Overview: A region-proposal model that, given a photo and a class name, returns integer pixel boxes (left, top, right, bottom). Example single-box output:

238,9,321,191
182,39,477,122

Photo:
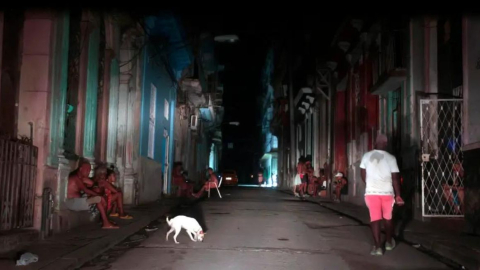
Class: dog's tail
166,216,171,226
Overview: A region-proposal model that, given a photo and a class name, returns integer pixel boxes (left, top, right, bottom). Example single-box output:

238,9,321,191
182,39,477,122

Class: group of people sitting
293,156,348,202
172,162,219,199
294,156,323,198
66,159,132,229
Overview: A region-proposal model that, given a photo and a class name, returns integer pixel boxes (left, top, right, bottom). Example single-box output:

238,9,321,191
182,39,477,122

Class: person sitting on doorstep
66,160,118,229
334,172,348,202
94,165,133,220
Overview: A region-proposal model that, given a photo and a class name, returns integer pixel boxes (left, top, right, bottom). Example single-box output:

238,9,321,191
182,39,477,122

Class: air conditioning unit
190,115,198,130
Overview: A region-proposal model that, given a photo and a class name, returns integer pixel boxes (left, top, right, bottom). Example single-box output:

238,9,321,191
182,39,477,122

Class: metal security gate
420,99,464,217
0,138,38,230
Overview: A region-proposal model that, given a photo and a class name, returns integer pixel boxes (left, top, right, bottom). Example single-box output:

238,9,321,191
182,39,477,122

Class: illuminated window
272,136,278,149
148,84,156,159
164,99,169,120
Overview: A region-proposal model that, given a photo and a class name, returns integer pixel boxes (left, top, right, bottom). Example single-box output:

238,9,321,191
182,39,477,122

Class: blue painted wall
139,43,176,172
141,13,193,194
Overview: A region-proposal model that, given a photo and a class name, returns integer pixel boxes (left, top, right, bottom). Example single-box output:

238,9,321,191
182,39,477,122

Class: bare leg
111,202,118,214
194,185,206,197
370,220,381,248
336,188,341,201
112,193,125,216
299,184,304,197
97,197,118,228
385,219,394,244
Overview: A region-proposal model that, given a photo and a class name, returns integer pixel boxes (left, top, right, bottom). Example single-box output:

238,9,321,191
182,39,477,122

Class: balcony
370,32,407,95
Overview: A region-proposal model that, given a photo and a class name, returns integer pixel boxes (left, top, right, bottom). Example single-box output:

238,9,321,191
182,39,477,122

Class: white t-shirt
359,150,399,196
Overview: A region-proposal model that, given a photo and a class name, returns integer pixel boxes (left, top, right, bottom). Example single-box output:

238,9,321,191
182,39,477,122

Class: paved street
84,188,451,270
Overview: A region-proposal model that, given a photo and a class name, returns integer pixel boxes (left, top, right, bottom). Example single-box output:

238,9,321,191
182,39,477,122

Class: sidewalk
0,198,178,270
281,190,480,270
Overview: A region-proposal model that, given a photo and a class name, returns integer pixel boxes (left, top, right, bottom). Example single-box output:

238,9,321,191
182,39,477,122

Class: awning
370,69,407,95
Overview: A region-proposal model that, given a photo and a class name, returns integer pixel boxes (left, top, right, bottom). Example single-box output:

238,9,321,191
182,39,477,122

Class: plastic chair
207,176,223,199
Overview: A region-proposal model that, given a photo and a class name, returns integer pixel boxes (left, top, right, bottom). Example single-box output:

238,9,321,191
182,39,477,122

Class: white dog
166,215,205,244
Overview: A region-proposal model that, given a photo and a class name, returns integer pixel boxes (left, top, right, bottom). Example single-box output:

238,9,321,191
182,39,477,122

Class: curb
40,201,178,270
279,189,479,270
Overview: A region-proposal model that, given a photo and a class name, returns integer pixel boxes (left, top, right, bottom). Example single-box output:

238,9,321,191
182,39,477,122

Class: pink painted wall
16,10,54,229
0,12,3,93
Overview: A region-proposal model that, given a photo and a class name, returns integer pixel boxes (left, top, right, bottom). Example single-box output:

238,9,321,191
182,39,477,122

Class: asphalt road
82,187,451,270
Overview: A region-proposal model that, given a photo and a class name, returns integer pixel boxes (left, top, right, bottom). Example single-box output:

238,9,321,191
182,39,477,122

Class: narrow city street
83,188,451,270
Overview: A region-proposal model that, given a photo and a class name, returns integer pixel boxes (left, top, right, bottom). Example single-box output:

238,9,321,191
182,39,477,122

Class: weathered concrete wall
138,156,163,204
16,10,54,230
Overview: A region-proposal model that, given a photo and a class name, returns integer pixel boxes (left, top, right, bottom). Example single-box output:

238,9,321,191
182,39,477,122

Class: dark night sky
174,10,344,182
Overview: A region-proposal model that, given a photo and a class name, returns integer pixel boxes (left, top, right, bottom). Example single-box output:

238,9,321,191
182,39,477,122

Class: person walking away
360,134,404,256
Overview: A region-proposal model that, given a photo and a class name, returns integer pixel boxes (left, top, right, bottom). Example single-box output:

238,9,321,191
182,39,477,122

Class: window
272,136,278,149
164,99,169,120
148,84,157,159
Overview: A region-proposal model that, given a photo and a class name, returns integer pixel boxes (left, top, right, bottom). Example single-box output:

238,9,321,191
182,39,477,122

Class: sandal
110,213,119,217
120,214,133,220
102,224,119,229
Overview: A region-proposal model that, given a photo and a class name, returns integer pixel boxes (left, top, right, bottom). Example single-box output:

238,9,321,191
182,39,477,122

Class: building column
116,73,130,191
462,15,480,233
82,27,100,165
313,102,320,175
0,12,3,96
425,17,438,94
106,58,119,166
117,29,140,204
46,12,70,220
48,12,70,166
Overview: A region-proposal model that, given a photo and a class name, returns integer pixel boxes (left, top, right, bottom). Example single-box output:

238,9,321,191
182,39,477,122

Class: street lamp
214,35,239,43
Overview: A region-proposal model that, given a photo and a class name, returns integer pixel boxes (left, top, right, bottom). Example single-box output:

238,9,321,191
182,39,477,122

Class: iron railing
0,138,37,230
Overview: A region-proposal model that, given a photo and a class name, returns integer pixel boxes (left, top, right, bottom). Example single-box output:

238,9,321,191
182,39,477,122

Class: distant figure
172,162,194,198
293,156,306,197
66,160,118,229
305,157,317,196
360,134,404,255
193,168,218,198
333,172,348,202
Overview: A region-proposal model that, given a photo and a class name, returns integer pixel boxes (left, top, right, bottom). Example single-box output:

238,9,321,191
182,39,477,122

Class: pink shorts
365,195,395,222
